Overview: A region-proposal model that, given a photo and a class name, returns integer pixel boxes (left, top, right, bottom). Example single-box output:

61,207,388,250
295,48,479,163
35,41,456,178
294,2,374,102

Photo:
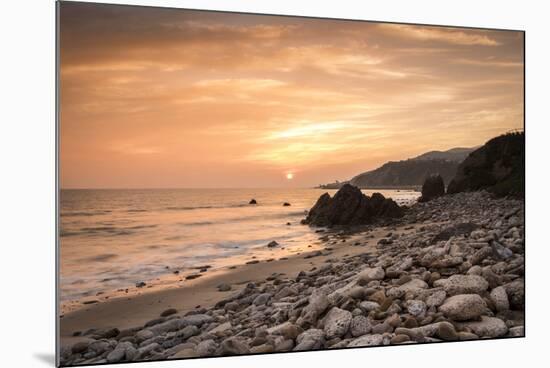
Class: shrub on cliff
447,132,524,198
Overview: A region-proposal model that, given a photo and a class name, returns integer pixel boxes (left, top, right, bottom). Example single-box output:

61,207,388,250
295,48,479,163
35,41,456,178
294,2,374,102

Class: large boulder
323,307,352,339
455,316,508,337
302,184,403,226
433,275,488,296
503,280,524,310
439,294,487,321
419,174,445,202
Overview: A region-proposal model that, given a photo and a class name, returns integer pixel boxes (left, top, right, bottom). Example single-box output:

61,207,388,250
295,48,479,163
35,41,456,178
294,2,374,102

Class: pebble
350,315,372,337
439,294,487,321
490,286,510,312
217,283,232,292
60,191,523,365
160,308,177,317
323,307,352,339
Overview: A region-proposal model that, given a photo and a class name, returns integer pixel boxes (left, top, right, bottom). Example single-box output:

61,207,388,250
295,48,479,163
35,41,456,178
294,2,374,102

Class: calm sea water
59,188,419,303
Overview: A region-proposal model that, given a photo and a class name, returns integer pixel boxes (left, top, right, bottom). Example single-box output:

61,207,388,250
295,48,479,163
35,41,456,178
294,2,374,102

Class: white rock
426,290,447,307
407,300,427,317
323,307,352,339
357,267,385,285
433,275,488,295
348,334,384,347
456,316,508,337
439,294,487,321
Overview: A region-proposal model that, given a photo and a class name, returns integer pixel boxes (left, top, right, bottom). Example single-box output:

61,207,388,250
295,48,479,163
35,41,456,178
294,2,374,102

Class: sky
59,2,524,189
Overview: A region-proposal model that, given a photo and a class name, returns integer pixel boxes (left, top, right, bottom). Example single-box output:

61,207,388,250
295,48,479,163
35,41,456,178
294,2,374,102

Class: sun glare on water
286,173,294,180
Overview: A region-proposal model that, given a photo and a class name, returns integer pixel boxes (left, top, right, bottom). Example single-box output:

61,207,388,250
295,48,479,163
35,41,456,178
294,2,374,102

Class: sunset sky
59,2,524,188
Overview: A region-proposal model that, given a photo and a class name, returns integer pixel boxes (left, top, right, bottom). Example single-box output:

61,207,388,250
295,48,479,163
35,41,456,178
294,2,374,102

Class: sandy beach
59,190,525,366
60,224,405,341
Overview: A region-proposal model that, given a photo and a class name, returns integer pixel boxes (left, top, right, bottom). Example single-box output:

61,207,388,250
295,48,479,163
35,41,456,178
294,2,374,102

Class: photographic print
57,1,525,366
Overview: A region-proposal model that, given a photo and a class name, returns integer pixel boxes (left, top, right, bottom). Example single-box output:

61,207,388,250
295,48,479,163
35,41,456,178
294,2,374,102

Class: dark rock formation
419,174,445,202
249,199,257,205
302,184,403,226
447,132,524,197
283,202,291,206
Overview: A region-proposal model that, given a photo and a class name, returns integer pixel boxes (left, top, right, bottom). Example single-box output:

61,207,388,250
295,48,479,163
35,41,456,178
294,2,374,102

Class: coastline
59,191,525,365
60,224,404,341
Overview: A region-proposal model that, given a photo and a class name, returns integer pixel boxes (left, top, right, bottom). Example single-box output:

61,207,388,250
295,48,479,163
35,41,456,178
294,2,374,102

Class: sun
286,172,294,180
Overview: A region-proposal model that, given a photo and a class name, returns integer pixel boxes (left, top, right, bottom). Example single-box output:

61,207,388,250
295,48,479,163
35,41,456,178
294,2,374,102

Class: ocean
59,188,419,305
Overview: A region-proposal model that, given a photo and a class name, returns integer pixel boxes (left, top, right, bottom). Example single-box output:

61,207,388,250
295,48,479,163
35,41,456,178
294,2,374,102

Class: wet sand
60,224,416,346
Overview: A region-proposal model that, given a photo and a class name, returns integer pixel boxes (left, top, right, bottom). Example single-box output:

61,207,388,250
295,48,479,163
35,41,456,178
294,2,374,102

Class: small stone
294,329,325,351
253,293,272,306
274,339,294,352
357,267,385,285
348,334,384,347
267,322,302,340
223,300,240,311
324,307,352,339
251,344,275,354
397,279,429,294
426,290,447,307
368,290,387,305
467,265,483,275
386,313,401,328
217,283,231,292
390,334,410,344
221,337,250,355
456,316,508,337
470,246,493,265
490,286,510,312
436,321,458,340
372,321,392,334
508,326,524,337
403,316,418,328
503,280,524,310
71,341,89,354
298,291,329,328
350,315,372,337
439,294,487,321
433,275,489,296
457,331,479,340
185,274,202,280
160,308,177,317
171,348,196,359
359,301,380,313
407,300,427,318
136,281,146,288
195,340,218,357
267,241,279,248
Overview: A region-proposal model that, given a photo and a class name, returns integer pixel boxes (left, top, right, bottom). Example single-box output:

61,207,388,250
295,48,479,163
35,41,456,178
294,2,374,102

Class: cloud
379,24,501,46
454,58,523,67
59,2,524,188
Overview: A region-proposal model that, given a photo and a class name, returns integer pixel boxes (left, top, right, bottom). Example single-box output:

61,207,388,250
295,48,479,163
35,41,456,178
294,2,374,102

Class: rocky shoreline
60,190,524,366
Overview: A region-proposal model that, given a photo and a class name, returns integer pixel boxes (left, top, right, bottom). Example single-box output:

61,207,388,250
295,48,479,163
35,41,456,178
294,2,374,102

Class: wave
63,224,158,237
61,210,112,217
184,221,214,226
165,203,249,211
174,210,306,229
81,253,118,262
